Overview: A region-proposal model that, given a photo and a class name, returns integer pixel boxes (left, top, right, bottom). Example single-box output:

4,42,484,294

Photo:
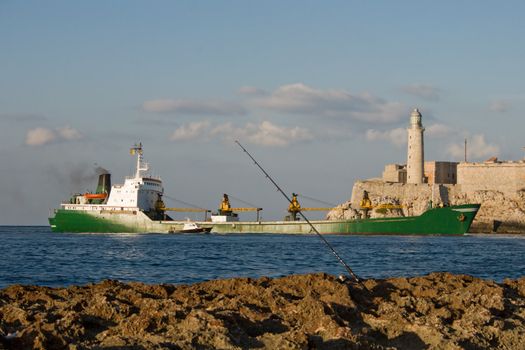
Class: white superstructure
62,143,164,213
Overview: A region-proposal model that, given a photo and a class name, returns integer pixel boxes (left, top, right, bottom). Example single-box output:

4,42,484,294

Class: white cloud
489,99,510,113
365,128,407,147
25,127,56,146
142,99,246,116
214,121,314,147
25,126,83,146
237,121,313,147
170,121,211,141
426,123,452,138
447,134,499,161
170,120,313,147
142,83,409,124
247,83,406,123
401,84,441,101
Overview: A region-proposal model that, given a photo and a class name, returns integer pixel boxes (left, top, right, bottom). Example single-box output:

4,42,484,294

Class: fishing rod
235,140,362,284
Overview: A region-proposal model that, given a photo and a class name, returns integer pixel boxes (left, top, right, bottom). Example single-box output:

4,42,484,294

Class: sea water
1,226,524,288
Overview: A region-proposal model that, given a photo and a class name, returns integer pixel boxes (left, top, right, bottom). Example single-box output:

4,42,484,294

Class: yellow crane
359,191,404,210
358,190,405,219
287,193,333,221
218,194,263,220
359,190,373,210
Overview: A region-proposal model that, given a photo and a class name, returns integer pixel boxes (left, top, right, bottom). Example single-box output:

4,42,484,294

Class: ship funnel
96,173,111,195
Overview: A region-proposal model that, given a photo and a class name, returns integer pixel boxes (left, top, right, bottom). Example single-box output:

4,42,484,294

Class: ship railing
61,204,139,212
125,175,162,180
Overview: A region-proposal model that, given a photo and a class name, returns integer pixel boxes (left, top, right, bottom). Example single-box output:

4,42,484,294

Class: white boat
179,220,211,233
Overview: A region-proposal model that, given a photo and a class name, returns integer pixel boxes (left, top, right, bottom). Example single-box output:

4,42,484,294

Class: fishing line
235,140,363,285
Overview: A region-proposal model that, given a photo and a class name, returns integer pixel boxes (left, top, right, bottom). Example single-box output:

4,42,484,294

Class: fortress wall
428,161,457,184
458,162,525,196
424,162,436,184
382,164,406,183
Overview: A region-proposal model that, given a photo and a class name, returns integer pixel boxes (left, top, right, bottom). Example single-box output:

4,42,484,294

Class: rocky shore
1,272,525,349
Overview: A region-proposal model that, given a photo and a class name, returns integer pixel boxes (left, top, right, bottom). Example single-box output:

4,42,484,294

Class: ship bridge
106,143,163,211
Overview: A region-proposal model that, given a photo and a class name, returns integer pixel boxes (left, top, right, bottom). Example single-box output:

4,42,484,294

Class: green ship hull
48,209,207,233
49,204,480,235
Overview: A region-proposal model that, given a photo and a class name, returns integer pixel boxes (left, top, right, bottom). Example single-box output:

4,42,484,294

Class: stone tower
407,108,425,184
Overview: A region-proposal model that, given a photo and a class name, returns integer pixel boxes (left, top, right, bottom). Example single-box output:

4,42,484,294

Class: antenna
464,138,468,162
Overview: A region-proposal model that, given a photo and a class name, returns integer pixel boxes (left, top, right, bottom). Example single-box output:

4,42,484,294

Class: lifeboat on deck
83,193,108,200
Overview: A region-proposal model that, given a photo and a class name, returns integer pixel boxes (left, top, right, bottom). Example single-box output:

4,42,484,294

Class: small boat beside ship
48,144,480,235
178,220,212,234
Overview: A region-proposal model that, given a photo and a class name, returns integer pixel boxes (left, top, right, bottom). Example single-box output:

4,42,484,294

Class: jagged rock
1,273,525,349
325,201,360,221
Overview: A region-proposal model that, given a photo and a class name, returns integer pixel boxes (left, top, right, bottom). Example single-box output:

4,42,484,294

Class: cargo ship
49,144,480,234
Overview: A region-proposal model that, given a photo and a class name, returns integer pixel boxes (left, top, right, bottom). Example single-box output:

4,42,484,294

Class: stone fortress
327,109,525,233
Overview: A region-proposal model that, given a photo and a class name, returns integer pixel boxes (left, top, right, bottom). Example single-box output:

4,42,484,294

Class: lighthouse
407,108,425,184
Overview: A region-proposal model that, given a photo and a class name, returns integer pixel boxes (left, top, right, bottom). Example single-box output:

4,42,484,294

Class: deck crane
358,190,404,218
218,194,263,221
359,190,405,210
287,193,334,221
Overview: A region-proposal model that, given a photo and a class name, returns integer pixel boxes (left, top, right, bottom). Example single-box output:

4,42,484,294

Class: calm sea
1,226,524,288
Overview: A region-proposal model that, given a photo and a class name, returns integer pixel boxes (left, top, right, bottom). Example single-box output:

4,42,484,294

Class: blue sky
1,1,524,224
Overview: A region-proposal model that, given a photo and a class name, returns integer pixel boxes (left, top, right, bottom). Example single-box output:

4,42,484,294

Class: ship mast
130,143,148,178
